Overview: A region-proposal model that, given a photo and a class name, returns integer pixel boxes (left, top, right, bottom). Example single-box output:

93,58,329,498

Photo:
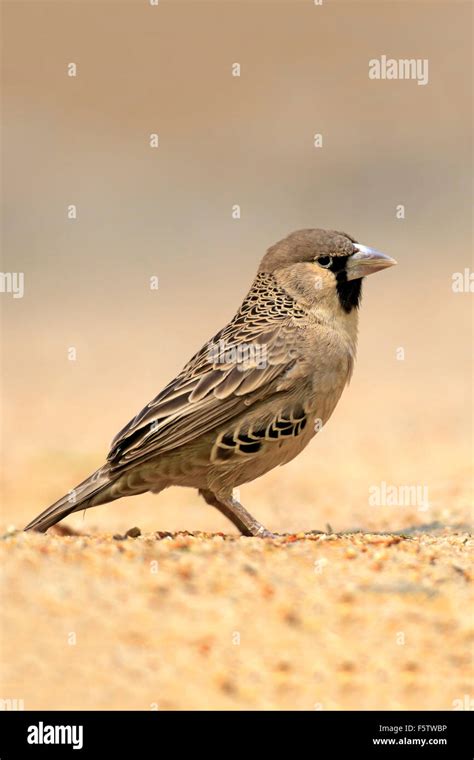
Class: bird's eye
317,256,332,268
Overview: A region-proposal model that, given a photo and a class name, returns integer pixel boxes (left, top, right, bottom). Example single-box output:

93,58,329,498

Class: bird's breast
306,339,355,424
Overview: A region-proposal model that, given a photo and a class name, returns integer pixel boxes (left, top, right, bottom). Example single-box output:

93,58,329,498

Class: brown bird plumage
25,229,396,536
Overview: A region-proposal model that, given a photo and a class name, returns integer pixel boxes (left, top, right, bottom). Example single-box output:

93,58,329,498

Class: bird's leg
199,488,276,538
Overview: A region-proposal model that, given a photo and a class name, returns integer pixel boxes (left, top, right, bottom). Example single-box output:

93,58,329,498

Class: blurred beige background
1,0,472,536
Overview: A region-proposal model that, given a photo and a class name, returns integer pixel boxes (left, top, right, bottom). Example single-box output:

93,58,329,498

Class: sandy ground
1,524,472,711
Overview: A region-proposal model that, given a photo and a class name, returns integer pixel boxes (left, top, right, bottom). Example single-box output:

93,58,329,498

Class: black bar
0,710,471,757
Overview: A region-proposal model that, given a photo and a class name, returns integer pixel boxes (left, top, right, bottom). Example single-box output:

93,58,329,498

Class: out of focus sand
1,525,472,711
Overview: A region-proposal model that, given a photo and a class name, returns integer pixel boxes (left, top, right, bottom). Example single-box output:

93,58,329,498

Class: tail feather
24,466,115,533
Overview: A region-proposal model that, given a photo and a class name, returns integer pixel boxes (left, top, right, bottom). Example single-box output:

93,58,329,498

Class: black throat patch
329,257,362,313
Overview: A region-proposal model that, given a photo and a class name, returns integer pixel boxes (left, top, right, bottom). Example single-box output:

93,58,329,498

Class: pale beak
346,243,397,281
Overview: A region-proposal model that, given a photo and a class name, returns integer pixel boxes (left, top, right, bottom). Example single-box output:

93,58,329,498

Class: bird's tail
24,465,116,533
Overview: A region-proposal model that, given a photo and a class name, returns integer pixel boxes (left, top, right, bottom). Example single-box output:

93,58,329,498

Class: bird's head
258,228,397,313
